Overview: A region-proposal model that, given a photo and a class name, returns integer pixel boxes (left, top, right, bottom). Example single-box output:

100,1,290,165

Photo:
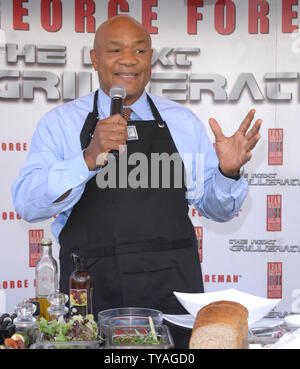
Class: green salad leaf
37,315,99,342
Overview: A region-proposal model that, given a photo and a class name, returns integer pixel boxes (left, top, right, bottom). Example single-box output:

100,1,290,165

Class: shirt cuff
215,166,246,195
47,150,90,202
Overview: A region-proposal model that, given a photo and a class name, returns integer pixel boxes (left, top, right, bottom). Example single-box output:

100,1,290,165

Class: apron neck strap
80,90,99,150
146,94,165,125
92,89,99,115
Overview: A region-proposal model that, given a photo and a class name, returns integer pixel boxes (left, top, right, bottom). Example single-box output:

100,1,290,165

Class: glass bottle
69,253,93,316
47,289,69,321
35,237,58,321
13,299,37,346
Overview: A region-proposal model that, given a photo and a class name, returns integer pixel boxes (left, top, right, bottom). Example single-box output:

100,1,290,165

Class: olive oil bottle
35,238,58,321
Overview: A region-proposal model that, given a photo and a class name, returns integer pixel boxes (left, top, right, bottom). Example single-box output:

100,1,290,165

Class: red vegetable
4,338,19,349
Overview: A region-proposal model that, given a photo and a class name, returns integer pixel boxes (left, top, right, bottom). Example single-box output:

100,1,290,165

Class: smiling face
90,16,153,106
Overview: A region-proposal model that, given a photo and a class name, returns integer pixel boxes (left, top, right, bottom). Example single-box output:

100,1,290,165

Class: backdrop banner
0,0,299,315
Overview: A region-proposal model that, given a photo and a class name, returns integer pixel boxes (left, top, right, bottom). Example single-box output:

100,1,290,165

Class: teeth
117,73,137,76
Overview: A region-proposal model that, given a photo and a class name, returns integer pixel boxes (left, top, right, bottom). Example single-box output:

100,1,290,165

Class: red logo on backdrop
267,195,282,232
29,229,44,267
194,227,203,262
267,262,282,298
204,274,240,283
268,129,283,165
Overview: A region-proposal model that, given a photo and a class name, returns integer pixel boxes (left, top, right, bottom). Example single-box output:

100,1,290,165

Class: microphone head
109,85,126,99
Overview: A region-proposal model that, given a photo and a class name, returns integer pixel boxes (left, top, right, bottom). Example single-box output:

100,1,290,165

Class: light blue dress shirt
12,87,248,243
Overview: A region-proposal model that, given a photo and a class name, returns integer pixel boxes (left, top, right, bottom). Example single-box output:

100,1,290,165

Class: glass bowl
98,307,163,337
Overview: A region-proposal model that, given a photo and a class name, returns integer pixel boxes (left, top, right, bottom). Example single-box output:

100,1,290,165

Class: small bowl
98,307,163,336
284,315,300,328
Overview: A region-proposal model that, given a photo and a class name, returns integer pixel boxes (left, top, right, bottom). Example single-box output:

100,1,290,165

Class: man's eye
108,49,120,53
135,49,145,54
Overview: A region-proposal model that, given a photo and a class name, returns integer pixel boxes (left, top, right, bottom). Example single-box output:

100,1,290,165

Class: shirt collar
97,87,153,121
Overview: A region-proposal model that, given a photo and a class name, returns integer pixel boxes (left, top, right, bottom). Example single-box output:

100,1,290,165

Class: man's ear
90,49,98,71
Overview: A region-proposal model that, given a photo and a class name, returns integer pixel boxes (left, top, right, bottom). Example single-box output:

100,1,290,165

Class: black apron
58,90,203,319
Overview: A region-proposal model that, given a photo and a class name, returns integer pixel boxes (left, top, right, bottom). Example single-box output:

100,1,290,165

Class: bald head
90,15,153,105
93,15,152,53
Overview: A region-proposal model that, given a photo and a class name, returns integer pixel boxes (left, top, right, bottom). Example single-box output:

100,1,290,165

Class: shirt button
80,174,84,180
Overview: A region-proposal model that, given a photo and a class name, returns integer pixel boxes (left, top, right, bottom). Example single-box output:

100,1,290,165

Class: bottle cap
14,299,36,322
40,238,52,246
47,290,69,319
71,253,87,271
47,289,69,306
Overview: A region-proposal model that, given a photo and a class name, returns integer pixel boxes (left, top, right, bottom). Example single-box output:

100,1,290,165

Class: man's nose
119,50,138,65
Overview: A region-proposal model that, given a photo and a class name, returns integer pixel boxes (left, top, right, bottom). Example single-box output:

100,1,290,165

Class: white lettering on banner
0,70,92,100
6,44,66,64
6,45,200,67
150,72,298,102
0,69,298,102
1,44,299,102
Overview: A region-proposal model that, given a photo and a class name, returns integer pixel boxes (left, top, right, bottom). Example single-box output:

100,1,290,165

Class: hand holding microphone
83,85,128,171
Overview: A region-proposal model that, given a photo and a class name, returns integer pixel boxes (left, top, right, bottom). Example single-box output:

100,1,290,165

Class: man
12,15,262,347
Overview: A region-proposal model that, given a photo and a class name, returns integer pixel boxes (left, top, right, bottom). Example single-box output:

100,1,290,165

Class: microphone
109,85,127,159
110,85,126,116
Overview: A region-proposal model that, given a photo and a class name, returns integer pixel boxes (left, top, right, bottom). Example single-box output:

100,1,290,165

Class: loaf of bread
189,300,248,349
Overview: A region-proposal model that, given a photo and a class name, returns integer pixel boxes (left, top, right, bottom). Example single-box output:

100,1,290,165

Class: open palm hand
209,110,262,177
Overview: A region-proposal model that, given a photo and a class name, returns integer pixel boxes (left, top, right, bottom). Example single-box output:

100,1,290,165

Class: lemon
11,333,29,347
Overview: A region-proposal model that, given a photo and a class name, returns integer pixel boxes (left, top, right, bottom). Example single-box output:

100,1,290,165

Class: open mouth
115,73,138,78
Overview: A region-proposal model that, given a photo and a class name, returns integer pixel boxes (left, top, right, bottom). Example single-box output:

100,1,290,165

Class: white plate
173,288,281,325
163,314,194,329
284,315,300,328
163,315,285,329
